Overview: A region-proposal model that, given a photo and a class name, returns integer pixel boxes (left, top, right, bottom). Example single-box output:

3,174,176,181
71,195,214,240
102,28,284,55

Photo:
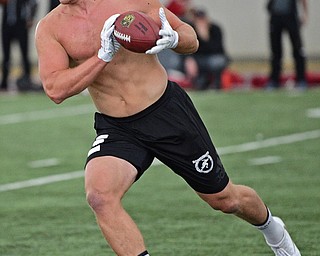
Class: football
113,11,160,53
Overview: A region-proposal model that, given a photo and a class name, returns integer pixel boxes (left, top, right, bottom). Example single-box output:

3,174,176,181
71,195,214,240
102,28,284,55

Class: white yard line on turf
1,106,318,125
307,108,320,118
28,158,61,168
248,156,282,166
1,129,320,193
217,129,320,155
0,104,94,125
0,171,84,192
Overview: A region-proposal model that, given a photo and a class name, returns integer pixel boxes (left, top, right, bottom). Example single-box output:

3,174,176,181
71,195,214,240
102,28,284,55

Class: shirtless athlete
35,1,301,255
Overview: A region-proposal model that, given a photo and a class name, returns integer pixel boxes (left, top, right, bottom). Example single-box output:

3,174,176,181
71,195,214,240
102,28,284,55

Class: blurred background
0,0,319,91
0,0,320,60
1,1,319,62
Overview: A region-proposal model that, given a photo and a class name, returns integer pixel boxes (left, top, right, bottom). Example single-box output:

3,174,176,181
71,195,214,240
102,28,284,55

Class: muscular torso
47,0,168,117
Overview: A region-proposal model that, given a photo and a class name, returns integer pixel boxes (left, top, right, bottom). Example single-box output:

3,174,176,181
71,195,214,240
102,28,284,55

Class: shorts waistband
96,81,175,123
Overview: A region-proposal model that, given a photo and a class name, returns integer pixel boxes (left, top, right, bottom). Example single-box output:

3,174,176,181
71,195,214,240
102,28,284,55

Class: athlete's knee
86,190,106,213
198,183,240,214
86,189,118,215
212,196,240,214
199,193,240,214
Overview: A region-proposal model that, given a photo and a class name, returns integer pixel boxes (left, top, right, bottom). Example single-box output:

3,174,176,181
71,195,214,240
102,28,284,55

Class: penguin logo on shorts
192,151,214,174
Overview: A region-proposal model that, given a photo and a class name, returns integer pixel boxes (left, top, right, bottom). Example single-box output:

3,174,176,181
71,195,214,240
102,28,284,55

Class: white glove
98,14,121,62
145,7,179,55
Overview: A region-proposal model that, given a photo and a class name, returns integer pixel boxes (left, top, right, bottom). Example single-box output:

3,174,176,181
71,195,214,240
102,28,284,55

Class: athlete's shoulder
36,6,64,37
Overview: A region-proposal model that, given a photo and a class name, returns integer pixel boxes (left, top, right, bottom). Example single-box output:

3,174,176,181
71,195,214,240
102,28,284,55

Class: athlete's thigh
134,82,229,194
85,156,138,199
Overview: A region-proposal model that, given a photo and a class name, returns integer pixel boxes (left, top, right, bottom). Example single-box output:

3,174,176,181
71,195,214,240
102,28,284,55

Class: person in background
266,0,308,90
0,0,40,92
166,0,193,22
185,9,229,90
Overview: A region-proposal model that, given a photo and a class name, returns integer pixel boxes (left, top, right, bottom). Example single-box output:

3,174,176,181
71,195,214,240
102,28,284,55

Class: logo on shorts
192,151,214,174
87,134,109,157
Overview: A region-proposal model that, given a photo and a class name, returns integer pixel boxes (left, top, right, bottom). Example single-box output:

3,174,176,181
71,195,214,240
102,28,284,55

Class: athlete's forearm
173,23,199,54
42,56,107,104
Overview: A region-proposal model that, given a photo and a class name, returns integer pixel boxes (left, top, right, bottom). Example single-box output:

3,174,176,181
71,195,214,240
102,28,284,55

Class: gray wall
198,0,320,59
1,0,320,65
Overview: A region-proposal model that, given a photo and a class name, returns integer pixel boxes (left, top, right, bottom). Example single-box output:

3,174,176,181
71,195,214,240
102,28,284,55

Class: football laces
114,30,131,43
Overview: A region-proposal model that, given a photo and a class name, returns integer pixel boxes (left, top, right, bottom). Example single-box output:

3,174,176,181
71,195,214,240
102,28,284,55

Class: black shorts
86,81,229,194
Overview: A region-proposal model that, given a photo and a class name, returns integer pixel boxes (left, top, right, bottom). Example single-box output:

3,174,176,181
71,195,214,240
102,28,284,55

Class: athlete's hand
145,8,179,55
98,14,121,62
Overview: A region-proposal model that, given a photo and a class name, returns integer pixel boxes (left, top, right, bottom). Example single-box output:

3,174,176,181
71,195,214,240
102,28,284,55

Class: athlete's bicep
35,21,70,86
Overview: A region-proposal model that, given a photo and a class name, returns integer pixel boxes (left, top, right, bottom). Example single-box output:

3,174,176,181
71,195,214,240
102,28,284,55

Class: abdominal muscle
88,49,168,117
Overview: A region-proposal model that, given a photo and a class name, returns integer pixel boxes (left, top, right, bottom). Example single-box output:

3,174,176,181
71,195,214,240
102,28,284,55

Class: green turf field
0,88,319,255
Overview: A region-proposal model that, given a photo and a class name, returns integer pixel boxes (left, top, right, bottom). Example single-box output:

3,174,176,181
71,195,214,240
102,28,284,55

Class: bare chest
55,1,159,63
58,18,102,62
